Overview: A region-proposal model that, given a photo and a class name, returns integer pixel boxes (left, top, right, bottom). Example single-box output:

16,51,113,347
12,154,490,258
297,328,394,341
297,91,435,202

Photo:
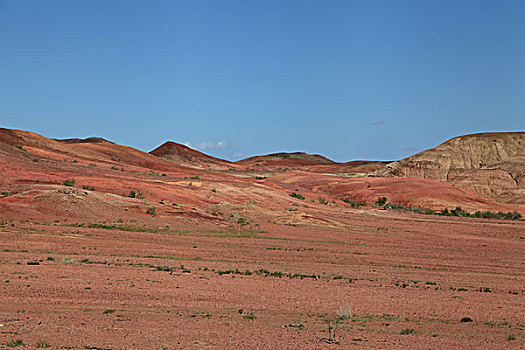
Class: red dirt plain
1,128,524,349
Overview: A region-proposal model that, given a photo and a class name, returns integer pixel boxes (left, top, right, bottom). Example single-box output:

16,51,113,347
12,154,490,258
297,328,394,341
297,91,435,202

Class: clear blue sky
1,0,524,161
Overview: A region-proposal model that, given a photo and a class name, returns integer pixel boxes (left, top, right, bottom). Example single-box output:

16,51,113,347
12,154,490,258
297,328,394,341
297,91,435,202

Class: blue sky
1,0,524,162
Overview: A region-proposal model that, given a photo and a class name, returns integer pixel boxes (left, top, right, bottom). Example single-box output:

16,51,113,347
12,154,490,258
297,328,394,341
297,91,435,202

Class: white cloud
196,141,227,150
371,120,384,126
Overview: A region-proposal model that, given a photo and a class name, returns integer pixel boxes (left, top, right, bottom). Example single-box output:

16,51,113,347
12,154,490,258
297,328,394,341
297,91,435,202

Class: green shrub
460,317,473,323
375,197,387,206
318,197,328,205
36,340,51,348
400,328,415,335
63,179,75,187
146,207,156,215
7,339,25,347
82,185,95,191
290,192,305,200
128,190,144,199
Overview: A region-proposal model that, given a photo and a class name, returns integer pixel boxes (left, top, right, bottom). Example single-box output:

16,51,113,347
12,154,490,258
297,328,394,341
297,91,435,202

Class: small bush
460,317,473,323
507,335,516,341
88,163,97,167
243,312,256,320
337,304,352,320
146,207,156,215
318,197,328,205
36,340,51,348
82,185,95,191
128,190,144,199
400,328,416,335
63,179,76,187
375,196,387,206
103,309,115,314
7,339,25,347
290,192,305,200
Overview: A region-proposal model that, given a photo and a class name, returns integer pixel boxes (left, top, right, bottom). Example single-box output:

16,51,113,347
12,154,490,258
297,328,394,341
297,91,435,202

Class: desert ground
1,129,524,349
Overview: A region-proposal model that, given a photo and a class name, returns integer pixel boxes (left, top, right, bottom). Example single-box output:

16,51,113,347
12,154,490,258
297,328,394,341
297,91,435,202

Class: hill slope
150,141,237,170
376,132,525,204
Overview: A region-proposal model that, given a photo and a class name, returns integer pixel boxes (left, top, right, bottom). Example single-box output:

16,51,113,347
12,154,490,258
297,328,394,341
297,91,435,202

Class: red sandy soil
1,128,524,349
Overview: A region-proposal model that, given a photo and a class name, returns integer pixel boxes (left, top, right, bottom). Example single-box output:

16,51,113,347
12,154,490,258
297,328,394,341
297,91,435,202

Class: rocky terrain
376,132,525,205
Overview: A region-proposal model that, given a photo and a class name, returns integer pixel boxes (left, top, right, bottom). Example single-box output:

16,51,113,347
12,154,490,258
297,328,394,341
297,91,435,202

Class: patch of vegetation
146,207,156,215
63,178,76,187
337,304,352,320
290,192,305,200
88,163,97,167
36,340,51,348
242,312,256,320
375,196,387,206
441,207,522,220
128,190,144,199
343,198,364,208
217,269,253,276
460,317,473,323
7,339,25,347
255,176,267,180
318,197,328,205
400,328,416,335
82,185,95,191
507,335,516,341
103,309,116,314
479,287,492,293
190,175,200,180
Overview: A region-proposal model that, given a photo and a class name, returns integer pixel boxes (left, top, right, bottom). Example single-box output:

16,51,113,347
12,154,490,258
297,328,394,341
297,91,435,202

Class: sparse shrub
146,207,156,215
290,192,305,200
63,178,75,187
36,340,51,348
460,317,473,323
60,258,78,265
375,197,387,206
128,190,144,199
7,339,25,347
318,197,328,205
33,158,39,162
255,176,267,180
337,304,352,320
507,335,516,341
400,328,416,335
243,312,256,320
103,309,115,314
88,163,97,167
82,185,95,191
190,175,200,180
